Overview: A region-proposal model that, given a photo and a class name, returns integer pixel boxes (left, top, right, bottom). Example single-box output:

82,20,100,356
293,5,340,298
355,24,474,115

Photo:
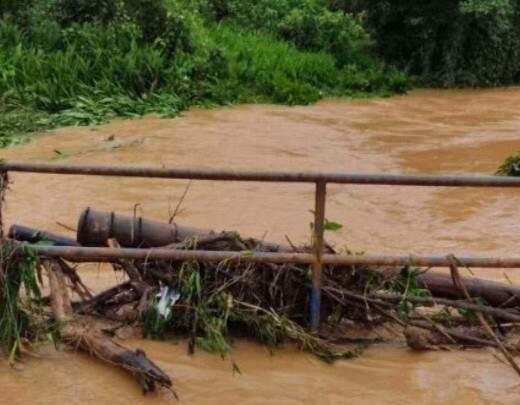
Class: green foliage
0,107,54,147
141,304,171,339
123,0,168,41
392,267,431,298
152,260,361,361
0,0,408,146
212,26,331,104
0,16,222,132
345,0,520,86
460,0,514,15
324,219,343,231
277,3,368,67
54,0,118,25
195,0,373,68
0,246,41,362
212,25,408,105
496,152,520,176
389,267,431,319
456,297,486,323
0,0,34,24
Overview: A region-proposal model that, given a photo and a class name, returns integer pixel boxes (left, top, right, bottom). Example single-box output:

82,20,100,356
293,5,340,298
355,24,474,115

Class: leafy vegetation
0,0,409,147
137,243,364,362
0,245,42,363
335,0,520,87
389,267,431,320
497,152,520,176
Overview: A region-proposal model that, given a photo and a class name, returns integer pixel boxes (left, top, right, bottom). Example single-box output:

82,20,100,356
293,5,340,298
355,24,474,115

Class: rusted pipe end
77,208,209,248
77,207,113,246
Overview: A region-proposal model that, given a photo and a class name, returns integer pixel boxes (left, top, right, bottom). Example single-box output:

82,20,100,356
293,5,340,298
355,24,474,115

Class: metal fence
2,160,520,329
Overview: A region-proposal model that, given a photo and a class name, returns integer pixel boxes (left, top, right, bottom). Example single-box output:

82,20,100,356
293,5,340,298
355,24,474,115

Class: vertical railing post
0,170,8,240
310,181,326,331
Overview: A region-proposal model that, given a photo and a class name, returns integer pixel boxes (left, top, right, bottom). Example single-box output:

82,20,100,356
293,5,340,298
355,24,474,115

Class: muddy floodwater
2,88,520,404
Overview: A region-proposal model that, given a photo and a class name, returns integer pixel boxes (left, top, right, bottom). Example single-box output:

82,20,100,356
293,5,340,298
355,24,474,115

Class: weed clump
497,153,520,176
0,245,42,363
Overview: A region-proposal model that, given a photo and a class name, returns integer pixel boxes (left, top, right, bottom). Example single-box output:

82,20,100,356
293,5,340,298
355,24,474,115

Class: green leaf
324,219,343,231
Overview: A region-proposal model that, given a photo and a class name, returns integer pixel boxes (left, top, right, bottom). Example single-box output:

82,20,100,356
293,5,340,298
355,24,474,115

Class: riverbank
0,0,409,148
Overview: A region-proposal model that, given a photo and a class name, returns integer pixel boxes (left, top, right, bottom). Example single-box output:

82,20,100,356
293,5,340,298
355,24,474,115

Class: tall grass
0,246,41,363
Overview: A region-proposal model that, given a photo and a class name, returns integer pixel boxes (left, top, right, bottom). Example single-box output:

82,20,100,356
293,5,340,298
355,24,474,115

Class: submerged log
373,292,520,322
379,269,520,308
60,318,172,394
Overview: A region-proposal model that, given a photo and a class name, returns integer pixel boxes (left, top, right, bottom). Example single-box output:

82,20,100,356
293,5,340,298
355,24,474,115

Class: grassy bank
0,0,409,147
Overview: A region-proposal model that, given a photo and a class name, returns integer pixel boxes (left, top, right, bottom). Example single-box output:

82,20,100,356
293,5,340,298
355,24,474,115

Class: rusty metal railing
2,160,520,330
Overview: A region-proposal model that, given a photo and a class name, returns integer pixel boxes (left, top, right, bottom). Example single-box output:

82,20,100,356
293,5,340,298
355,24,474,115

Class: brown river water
2,88,520,403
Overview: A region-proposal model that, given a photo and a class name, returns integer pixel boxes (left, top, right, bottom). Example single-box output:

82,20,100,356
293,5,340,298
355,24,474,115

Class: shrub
277,5,368,66
0,0,409,145
197,0,370,67
497,153,520,176
211,25,336,104
211,25,408,104
54,0,118,25
0,0,32,19
343,0,520,86
123,0,168,41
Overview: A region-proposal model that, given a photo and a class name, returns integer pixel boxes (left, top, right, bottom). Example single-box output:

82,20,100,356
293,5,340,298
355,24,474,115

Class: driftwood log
46,260,173,394
379,268,520,308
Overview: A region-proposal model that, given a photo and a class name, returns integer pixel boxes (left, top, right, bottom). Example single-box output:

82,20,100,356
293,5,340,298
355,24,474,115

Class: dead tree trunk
378,268,520,308
417,271,520,308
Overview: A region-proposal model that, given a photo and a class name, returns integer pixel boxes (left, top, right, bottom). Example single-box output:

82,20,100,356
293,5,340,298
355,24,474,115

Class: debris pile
3,206,520,394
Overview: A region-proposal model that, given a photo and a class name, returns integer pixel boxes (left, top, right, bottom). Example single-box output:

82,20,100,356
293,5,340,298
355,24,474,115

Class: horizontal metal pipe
25,245,520,268
2,161,520,187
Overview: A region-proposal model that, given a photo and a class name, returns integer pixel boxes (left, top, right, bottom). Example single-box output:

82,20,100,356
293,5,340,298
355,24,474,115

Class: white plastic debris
155,286,180,319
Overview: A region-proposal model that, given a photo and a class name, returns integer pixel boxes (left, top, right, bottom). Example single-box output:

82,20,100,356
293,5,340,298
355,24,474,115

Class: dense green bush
54,0,118,25
123,0,168,42
195,0,372,67
338,0,520,86
0,0,409,146
0,16,225,135
211,26,336,104
277,4,368,67
0,0,31,19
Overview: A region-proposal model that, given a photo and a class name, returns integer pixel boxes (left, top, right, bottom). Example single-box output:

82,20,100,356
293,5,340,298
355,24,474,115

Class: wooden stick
448,255,520,378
